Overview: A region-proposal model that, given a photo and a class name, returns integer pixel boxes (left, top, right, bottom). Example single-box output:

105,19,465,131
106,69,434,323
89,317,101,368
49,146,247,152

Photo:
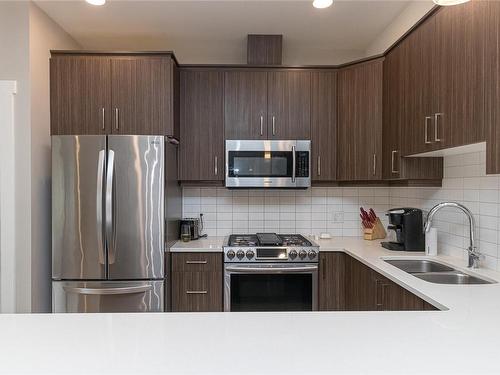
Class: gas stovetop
224,233,319,263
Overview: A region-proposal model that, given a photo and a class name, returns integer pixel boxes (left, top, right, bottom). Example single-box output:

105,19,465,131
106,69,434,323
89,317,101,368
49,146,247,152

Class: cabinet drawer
171,271,222,312
171,252,222,272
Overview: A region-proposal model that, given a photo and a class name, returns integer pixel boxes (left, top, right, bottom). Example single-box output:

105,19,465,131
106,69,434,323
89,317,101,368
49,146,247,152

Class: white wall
0,1,80,313
28,3,81,313
365,1,435,57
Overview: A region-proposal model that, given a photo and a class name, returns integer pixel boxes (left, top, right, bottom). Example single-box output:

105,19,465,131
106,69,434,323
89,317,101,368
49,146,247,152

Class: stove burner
228,234,259,247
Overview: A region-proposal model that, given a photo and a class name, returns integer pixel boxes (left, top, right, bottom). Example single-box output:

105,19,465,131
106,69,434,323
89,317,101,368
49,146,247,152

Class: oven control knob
236,250,245,260
308,250,317,260
289,250,298,259
299,250,307,259
227,250,235,259
246,250,255,259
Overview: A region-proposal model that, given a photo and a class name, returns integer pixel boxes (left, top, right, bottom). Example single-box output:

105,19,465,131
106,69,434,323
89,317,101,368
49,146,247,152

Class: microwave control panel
296,151,309,177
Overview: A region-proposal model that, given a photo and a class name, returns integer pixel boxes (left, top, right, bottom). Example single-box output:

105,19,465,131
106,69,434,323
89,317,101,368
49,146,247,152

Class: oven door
225,140,310,188
224,263,318,312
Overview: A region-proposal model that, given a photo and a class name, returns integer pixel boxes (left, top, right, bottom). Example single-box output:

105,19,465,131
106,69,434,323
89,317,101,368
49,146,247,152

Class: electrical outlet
332,212,344,223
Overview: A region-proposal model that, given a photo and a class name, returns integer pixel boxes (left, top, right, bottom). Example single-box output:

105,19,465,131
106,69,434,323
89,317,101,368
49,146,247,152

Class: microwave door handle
292,145,296,183
105,150,115,264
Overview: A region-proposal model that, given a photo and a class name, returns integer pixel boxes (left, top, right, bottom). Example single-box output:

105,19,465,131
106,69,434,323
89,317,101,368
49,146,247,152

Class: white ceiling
35,0,421,65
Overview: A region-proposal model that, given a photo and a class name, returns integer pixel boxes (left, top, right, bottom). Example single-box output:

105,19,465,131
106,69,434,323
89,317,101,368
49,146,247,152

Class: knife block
363,218,387,241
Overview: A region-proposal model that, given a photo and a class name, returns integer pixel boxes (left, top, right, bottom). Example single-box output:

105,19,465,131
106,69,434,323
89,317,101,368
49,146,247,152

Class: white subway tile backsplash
182,151,500,272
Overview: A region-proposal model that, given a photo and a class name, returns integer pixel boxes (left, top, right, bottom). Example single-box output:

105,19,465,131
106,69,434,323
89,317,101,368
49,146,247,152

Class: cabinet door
345,256,377,310
111,57,173,135
402,17,436,155
179,70,224,181
319,252,345,311
337,59,383,181
434,2,487,150
50,56,111,135
268,71,311,139
224,71,268,139
311,71,337,181
486,1,500,174
383,42,406,179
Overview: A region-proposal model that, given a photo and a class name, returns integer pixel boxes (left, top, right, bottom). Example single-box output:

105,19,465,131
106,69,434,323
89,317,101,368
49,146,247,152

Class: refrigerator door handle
96,150,106,265
106,150,116,264
63,285,152,295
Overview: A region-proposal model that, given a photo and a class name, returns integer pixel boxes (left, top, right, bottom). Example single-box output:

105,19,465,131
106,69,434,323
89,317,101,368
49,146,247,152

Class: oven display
256,248,287,260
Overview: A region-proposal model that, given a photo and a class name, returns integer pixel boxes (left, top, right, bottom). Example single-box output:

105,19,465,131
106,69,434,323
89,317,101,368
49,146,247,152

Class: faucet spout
425,202,479,268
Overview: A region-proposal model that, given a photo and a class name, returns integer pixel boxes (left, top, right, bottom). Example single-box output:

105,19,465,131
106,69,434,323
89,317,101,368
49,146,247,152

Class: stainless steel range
223,233,319,312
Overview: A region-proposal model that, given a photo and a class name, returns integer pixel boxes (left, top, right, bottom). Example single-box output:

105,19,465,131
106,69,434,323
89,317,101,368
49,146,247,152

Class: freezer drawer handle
63,285,152,295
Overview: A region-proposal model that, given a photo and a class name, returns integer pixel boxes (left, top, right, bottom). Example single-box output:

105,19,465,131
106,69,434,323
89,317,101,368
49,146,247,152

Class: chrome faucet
425,202,481,268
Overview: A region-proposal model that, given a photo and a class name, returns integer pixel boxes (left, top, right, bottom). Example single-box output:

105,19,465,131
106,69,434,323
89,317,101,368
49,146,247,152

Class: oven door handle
225,265,318,273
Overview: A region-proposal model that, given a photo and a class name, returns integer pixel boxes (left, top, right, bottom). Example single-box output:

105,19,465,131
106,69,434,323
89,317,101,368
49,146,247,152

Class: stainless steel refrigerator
52,135,180,313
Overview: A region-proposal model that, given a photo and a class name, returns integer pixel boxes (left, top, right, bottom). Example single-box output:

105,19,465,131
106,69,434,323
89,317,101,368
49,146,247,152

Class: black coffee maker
381,208,425,251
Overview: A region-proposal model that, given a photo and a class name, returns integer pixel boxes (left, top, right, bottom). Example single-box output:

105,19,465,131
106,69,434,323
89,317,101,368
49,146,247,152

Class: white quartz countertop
170,237,225,252
3,237,500,374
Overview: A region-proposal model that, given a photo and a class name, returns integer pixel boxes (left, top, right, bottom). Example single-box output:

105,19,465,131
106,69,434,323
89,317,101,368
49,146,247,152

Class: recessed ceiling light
86,0,106,5
313,0,333,9
432,0,469,5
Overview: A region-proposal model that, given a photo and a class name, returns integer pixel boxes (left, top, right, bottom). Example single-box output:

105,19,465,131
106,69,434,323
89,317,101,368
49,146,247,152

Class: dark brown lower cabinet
320,253,437,311
171,253,223,312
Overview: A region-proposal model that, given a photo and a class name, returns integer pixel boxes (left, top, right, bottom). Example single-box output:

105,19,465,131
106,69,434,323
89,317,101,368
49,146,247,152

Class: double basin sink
384,259,496,285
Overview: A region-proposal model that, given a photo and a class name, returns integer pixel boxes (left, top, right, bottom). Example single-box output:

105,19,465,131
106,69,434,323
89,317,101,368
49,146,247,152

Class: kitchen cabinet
267,71,311,140
179,69,224,182
311,71,337,182
486,1,500,174
345,256,436,311
171,252,223,312
337,59,383,181
50,55,111,135
50,53,178,137
319,252,345,311
382,39,443,181
402,3,487,156
224,71,268,139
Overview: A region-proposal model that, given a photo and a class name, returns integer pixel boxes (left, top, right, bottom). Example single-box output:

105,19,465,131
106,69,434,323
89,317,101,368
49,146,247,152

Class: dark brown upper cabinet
50,55,111,135
486,1,500,174
337,59,383,181
50,53,178,137
224,71,268,139
383,38,443,182
179,69,224,182
311,71,337,182
402,2,487,156
110,57,175,135
267,71,311,140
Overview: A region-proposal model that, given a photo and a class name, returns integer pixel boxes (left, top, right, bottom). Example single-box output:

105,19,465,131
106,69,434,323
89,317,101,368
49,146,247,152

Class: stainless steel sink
385,259,455,273
414,271,493,285
383,259,496,285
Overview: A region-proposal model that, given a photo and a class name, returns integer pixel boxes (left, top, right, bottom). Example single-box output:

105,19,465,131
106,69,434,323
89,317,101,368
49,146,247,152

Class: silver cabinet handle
214,156,218,176
186,291,208,295
424,116,432,144
105,150,115,264
372,154,377,176
434,113,442,142
317,155,321,177
272,116,276,136
96,150,106,265
185,260,207,265
292,145,296,183
391,150,399,174
260,115,264,136
101,108,105,131
63,285,152,295
114,108,119,131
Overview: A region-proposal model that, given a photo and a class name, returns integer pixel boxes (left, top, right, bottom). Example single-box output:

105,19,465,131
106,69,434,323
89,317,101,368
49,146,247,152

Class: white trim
0,81,17,313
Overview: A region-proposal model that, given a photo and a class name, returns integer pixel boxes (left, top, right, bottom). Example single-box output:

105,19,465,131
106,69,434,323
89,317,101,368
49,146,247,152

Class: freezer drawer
52,281,164,313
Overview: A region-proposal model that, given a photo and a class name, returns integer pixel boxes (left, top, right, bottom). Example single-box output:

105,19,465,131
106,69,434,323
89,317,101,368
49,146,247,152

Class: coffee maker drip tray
381,241,406,251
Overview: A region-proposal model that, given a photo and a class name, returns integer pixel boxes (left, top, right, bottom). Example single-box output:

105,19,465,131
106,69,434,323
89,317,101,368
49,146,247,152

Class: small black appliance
381,208,425,251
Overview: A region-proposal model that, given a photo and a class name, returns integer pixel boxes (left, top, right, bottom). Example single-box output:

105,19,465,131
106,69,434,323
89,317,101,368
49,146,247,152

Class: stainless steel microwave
225,140,311,188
